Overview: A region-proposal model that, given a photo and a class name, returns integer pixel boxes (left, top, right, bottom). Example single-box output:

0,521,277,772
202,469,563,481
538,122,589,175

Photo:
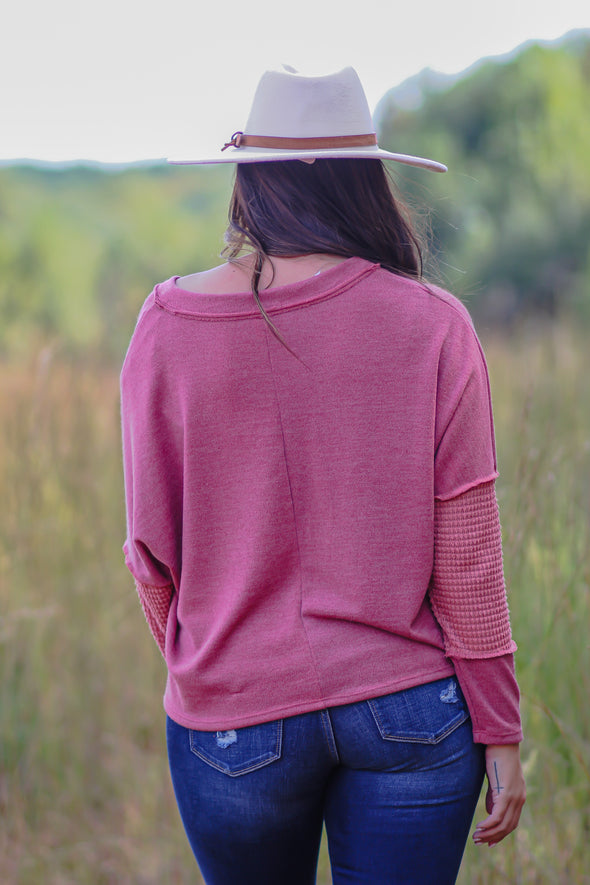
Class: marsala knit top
121,258,522,744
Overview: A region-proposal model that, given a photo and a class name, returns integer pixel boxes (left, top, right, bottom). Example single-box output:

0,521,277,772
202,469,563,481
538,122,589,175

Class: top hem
162,662,456,731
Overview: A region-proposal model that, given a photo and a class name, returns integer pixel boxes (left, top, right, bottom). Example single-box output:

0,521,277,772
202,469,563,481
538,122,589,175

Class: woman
121,67,525,884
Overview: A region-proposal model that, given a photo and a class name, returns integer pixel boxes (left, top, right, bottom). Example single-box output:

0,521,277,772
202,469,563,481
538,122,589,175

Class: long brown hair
223,158,424,338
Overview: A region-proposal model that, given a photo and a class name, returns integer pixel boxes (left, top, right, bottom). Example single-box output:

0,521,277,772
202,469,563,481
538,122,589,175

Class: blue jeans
166,677,485,885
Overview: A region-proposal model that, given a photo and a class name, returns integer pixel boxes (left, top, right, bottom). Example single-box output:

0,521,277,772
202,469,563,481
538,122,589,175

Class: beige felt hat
168,66,447,173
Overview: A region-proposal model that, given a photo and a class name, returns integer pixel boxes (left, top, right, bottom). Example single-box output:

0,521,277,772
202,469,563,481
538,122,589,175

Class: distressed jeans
166,677,485,885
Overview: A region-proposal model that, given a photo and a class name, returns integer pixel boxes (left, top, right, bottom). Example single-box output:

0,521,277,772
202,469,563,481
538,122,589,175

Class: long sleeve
120,292,183,654
429,480,522,744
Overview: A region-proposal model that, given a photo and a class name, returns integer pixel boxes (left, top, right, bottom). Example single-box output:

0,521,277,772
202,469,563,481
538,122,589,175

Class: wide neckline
156,257,380,320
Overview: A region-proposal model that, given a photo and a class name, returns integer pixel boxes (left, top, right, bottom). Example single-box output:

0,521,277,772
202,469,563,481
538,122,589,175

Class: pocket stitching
367,701,469,745
367,682,470,745
189,719,283,777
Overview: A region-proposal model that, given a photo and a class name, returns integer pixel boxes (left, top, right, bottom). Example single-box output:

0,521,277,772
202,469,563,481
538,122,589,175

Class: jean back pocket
368,678,469,744
189,719,283,777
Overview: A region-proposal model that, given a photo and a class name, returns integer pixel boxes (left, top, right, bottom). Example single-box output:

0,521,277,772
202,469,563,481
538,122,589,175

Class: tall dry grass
0,322,588,884
457,323,590,884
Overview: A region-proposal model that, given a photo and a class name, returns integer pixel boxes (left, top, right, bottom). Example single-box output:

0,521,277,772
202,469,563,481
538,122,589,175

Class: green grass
0,322,588,883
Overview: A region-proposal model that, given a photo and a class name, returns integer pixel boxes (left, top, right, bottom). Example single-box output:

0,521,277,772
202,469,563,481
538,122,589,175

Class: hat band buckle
222,131,378,152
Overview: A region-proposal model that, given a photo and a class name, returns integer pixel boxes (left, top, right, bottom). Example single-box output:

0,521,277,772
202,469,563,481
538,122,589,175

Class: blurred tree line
0,163,233,360
0,31,588,361
377,30,590,322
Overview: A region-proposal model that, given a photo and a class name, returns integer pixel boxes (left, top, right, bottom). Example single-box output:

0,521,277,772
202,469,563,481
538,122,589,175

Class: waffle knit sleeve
430,480,522,743
135,580,174,658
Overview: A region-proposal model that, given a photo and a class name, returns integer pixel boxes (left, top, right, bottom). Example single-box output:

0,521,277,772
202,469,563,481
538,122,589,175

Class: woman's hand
473,743,526,847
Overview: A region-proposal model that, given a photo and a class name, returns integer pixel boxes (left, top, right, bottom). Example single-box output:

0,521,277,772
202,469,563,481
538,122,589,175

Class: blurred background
0,6,589,883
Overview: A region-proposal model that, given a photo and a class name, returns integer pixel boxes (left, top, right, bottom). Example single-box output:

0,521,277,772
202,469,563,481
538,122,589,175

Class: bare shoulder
176,261,251,294
176,253,350,294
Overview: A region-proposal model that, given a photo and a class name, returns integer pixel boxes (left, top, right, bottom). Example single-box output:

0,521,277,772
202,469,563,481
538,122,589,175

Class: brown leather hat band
222,131,378,151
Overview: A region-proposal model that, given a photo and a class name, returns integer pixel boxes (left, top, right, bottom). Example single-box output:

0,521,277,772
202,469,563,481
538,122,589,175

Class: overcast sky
1,0,588,163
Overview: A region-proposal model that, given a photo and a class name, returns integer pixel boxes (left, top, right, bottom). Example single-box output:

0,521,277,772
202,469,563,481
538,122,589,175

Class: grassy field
0,321,588,884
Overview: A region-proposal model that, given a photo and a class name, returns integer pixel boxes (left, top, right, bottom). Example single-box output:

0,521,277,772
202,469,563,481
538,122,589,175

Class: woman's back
121,258,497,730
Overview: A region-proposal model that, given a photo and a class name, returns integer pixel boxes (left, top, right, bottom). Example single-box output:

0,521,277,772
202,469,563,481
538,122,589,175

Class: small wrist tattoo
494,760,503,794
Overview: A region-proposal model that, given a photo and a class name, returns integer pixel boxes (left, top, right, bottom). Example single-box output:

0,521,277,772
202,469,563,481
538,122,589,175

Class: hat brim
167,145,447,173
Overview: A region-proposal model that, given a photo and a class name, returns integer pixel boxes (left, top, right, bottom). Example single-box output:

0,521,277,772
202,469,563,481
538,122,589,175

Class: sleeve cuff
452,654,523,745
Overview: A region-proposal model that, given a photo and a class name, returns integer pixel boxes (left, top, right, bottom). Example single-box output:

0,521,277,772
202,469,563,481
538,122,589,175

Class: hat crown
244,67,375,139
